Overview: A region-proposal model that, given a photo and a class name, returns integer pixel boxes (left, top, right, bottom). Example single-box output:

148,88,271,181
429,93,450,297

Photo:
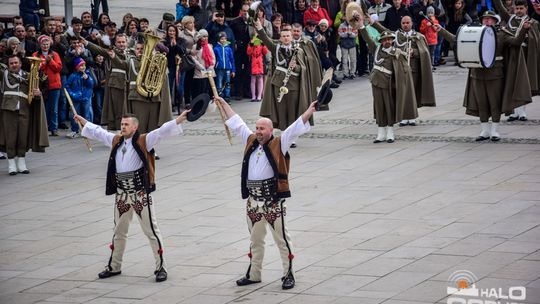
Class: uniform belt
116,168,145,193
373,65,393,75
495,56,504,61
275,66,299,77
129,81,136,86
111,68,127,74
247,178,277,202
4,91,28,99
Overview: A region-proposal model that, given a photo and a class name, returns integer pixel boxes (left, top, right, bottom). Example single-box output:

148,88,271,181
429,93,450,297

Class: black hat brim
316,80,332,111
187,93,210,122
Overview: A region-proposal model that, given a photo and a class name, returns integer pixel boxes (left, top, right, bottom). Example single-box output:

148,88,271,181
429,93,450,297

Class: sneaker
50,130,59,136
66,131,80,139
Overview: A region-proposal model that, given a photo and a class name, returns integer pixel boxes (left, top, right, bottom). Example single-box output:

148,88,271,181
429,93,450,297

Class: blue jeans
215,69,231,98
46,89,60,131
93,87,104,124
70,99,93,132
434,22,445,63
58,75,68,125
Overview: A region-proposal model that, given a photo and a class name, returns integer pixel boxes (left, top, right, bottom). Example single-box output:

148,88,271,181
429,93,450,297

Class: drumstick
419,11,435,26
63,88,93,153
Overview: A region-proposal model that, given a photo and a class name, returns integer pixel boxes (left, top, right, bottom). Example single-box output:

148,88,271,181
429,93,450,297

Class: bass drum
456,25,497,68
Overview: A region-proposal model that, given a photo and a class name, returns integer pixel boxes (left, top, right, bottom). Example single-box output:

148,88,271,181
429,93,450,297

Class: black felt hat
317,69,334,111
187,93,210,122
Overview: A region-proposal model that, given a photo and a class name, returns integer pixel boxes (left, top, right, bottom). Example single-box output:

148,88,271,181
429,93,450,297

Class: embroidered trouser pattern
108,190,166,272
245,198,294,281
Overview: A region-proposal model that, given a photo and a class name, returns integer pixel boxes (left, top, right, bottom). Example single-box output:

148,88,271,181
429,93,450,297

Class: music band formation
1,0,539,289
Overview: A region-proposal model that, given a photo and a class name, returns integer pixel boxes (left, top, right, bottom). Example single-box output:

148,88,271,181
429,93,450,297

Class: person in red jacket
33,35,63,136
419,6,439,66
303,0,332,27
246,35,269,102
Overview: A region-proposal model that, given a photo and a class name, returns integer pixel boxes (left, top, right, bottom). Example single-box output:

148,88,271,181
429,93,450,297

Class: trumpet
26,56,44,104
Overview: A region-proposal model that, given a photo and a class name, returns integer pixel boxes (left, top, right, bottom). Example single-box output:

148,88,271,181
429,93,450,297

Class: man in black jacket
229,3,252,99
384,0,413,31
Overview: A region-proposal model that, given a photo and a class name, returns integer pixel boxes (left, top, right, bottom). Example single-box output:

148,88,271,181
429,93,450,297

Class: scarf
200,40,214,68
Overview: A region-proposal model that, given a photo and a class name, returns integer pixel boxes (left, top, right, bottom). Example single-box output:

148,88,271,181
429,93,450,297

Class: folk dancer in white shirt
73,110,190,282
216,96,318,290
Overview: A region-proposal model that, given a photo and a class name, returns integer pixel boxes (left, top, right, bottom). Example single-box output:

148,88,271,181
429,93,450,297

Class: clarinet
277,43,300,103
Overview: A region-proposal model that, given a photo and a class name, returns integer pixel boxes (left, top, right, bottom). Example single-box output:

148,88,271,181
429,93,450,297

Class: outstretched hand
214,96,236,119
73,114,88,126
175,109,191,124
301,101,317,124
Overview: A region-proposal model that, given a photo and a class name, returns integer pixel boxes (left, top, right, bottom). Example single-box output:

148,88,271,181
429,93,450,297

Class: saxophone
136,32,168,98
26,56,45,104
276,43,300,103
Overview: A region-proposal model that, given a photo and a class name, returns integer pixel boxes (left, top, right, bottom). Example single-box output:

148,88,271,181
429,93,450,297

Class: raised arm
502,22,530,46
145,110,190,150
75,114,115,147
372,21,390,34
253,20,277,54
217,97,253,144
493,0,511,22
434,25,456,48
280,101,316,154
359,26,378,54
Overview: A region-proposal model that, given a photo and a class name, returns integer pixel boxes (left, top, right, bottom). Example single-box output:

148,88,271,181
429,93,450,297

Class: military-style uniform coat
0,69,49,156
494,0,540,95
373,22,436,107
438,26,531,117
257,29,322,131
360,27,418,127
125,56,172,133
86,42,130,130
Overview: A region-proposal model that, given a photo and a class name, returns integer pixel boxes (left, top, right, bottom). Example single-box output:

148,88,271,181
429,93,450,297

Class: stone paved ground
2,1,540,304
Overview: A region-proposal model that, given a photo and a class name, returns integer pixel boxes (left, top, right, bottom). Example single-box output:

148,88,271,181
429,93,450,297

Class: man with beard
73,109,191,283
216,96,318,290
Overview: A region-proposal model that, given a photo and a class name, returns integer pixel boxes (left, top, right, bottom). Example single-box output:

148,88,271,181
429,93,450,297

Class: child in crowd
176,0,189,22
213,31,235,102
65,58,94,138
420,6,440,68
246,35,268,102
92,54,107,124
338,18,358,79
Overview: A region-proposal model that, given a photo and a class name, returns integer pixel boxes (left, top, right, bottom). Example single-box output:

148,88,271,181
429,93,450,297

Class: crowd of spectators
2,0,540,139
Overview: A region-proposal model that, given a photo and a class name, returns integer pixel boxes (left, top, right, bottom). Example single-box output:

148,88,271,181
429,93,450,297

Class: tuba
346,2,364,30
136,32,168,98
26,56,45,104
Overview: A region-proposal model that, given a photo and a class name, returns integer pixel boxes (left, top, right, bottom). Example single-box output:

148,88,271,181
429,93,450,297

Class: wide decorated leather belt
247,177,277,202
116,168,145,193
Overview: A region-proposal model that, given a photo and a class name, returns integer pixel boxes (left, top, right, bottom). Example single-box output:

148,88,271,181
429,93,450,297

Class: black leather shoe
408,122,416,126
19,169,30,174
330,82,340,89
282,274,295,290
236,277,261,286
519,116,528,121
373,139,384,143
399,122,408,127
386,138,395,143
155,269,167,282
507,116,518,122
475,136,490,142
491,136,500,142
9,171,17,176
290,143,297,148
98,268,121,279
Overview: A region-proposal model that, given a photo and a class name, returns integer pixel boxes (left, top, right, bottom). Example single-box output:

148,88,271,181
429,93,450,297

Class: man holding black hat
73,108,192,283
435,11,532,141
356,13,418,143
216,96,318,290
